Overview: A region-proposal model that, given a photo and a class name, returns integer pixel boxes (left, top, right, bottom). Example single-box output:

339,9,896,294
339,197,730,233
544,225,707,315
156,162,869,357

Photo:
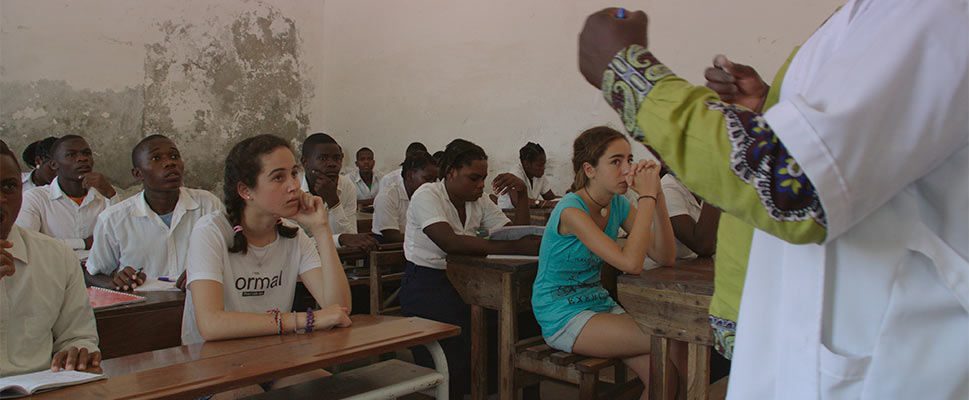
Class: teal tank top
532,192,630,338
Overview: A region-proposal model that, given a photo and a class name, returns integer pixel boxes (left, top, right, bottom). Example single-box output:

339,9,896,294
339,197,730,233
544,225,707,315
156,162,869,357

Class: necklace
250,244,270,269
583,189,609,217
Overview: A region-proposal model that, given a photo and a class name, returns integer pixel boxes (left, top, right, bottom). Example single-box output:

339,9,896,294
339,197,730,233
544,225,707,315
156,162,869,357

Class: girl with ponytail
181,135,352,357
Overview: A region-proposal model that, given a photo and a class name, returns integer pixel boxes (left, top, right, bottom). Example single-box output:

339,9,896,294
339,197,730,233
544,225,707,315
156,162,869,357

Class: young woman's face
522,154,547,179
587,138,633,194
447,159,488,202
242,147,302,218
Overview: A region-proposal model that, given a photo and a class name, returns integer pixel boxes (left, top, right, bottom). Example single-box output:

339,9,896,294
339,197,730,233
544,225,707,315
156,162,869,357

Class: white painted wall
1,0,844,195
317,0,844,194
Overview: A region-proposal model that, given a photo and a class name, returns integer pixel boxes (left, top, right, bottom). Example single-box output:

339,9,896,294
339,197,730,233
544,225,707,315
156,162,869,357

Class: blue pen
158,277,174,282
616,8,626,19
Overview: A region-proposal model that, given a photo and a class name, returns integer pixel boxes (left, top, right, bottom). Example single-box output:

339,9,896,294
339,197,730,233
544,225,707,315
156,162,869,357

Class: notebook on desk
87,286,145,309
0,370,104,398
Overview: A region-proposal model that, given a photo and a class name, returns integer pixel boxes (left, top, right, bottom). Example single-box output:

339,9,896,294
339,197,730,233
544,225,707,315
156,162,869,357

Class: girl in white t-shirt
400,139,540,397
182,135,352,349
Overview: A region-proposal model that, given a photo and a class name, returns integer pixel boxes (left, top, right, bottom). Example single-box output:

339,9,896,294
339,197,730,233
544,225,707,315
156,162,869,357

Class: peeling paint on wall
143,3,312,193
0,80,144,189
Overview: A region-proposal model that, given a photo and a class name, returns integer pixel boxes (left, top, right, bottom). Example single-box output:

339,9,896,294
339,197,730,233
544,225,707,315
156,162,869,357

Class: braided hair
439,139,487,179
519,142,545,163
224,134,298,254
400,151,437,178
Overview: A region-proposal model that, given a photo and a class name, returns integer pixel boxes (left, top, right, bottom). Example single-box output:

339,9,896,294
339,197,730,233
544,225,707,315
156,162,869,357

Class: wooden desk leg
471,304,488,400
369,260,380,315
650,336,671,400
686,343,710,400
499,273,518,400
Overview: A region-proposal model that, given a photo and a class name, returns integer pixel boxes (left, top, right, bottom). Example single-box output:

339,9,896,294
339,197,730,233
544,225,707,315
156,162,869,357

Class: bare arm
379,229,404,243
423,222,540,256
645,191,677,266
670,202,721,257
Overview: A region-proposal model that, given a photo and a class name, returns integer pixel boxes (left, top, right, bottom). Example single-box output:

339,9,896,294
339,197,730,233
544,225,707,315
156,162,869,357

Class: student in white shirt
497,142,559,209
660,172,719,259
0,140,100,376
20,136,58,192
86,135,224,291
371,151,439,243
347,147,380,207
300,133,378,251
400,138,540,397
15,135,116,257
378,141,428,193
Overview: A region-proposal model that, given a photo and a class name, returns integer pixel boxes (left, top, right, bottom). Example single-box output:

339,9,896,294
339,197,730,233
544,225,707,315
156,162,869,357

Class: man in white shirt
86,135,224,291
661,172,719,259
378,142,428,193
372,151,439,243
347,147,381,208
1,140,100,376
20,136,58,192
579,2,967,398
300,133,378,251
15,135,116,258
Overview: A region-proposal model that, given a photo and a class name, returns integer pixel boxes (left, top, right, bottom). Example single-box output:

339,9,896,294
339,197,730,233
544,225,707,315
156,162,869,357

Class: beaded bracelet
267,309,281,335
305,308,315,333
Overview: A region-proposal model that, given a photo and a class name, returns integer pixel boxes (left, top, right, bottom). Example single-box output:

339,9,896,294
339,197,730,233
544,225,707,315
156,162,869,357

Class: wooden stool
515,336,642,400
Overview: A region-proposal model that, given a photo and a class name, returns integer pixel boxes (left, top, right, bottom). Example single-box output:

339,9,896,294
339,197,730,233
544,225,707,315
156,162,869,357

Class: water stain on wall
2,2,312,197
143,4,311,193
0,80,144,189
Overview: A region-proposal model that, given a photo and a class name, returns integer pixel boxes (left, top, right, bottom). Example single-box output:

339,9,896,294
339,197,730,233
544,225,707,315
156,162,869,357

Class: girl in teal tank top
531,127,680,399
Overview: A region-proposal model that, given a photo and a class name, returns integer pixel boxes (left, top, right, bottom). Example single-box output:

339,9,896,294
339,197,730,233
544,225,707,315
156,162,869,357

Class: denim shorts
544,305,625,353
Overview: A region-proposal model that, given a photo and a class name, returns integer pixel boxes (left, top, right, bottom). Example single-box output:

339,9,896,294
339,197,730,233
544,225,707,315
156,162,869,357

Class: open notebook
0,370,104,397
87,286,145,310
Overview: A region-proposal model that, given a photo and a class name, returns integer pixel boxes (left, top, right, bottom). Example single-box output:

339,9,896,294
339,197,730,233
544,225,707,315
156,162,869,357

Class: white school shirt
15,176,113,256
372,181,409,235
347,169,380,200
180,213,322,345
20,170,38,192
86,187,224,279
404,180,510,269
497,162,551,209
378,168,403,193
660,174,700,260
0,226,99,376
729,1,968,399
299,172,358,247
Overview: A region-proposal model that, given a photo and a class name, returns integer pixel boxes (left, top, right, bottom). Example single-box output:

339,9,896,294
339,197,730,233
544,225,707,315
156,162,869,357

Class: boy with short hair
86,135,224,291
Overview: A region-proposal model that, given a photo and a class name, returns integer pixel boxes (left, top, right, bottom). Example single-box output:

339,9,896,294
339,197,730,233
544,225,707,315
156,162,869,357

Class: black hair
401,151,436,178
405,142,427,155
224,134,298,254
50,134,85,157
21,142,38,168
131,134,171,168
1,140,20,170
35,137,58,162
439,139,487,178
356,147,373,159
431,150,445,165
519,142,545,163
302,132,340,159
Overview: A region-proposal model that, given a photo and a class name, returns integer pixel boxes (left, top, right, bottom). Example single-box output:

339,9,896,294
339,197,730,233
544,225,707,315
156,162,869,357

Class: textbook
0,370,104,397
87,286,146,309
487,225,544,241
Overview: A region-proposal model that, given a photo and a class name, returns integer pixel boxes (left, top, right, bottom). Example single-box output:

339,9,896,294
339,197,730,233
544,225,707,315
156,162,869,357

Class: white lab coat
729,0,968,399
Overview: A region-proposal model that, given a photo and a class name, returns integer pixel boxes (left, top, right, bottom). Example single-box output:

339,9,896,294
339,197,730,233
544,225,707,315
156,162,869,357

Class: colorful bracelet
305,308,315,333
267,309,281,335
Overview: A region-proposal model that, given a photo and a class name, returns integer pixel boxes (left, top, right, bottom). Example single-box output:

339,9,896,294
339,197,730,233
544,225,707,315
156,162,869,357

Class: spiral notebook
87,286,146,310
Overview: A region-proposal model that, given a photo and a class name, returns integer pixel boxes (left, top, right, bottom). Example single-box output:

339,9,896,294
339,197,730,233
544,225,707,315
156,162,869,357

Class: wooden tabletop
616,257,715,295
446,254,539,274
35,315,459,399
94,290,185,317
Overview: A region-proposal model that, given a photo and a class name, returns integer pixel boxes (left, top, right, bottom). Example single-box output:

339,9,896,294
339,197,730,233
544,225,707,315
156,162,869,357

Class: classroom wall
1,0,842,197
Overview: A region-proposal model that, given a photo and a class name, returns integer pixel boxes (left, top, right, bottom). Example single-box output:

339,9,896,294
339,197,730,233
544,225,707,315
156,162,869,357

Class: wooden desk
447,255,538,400
502,207,553,226
357,214,374,234
35,315,459,399
617,257,717,400
95,291,186,359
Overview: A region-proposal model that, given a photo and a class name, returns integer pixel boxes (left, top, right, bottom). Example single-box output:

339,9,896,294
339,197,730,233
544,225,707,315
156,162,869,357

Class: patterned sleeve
602,44,826,244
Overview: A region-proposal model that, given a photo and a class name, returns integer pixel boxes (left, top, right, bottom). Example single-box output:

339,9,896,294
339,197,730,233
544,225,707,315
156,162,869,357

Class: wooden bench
515,336,641,400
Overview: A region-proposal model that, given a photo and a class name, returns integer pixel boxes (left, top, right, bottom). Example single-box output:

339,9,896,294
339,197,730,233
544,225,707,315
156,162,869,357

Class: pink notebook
87,287,146,310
